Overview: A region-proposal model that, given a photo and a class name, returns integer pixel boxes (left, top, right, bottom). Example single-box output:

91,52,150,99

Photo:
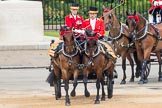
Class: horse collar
84,41,101,58
109,23,123,40
135,21,149,41
62,42,78,58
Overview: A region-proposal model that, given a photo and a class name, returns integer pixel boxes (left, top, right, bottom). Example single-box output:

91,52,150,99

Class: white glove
80,30,85,34
153,1,162,6
73,29,85,34
73,29,81,33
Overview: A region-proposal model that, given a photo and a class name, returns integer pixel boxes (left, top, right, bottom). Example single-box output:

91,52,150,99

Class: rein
101,1,124,19
108,22,133,49
69,57,94,69
127,15,149,41
135,21,149,41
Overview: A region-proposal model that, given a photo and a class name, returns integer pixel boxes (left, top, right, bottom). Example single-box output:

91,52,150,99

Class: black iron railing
42,0,151,30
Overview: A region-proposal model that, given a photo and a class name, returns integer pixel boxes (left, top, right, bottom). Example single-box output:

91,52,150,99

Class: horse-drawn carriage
46,1,162,106
46,27,117,105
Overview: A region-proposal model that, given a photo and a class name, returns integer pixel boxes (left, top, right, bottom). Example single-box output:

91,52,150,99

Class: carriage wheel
144,61,151,78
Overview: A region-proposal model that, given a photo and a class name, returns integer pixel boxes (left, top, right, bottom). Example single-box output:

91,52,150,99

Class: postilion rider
48,3,83,57
82,6,117,61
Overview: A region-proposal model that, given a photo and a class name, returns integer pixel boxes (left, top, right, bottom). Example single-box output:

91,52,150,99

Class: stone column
0,1,43,45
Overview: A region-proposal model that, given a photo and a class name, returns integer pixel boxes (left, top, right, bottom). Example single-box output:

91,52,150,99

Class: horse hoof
135,72,140,78
101,97,105,101
159,77,162,81
120,80,126,84
94,100,100,104
129,78,134,82
138,80,144,84
144,79,148,83
70,90,76,97
65,102,71,106
58,92,62,98
85,91,90,97
114,73,118,79
108,94,113,99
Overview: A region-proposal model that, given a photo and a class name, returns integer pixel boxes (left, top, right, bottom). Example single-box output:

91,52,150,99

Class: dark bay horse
102,8,139,84
52,28,80,105
82,34,116,104
126,11,162,84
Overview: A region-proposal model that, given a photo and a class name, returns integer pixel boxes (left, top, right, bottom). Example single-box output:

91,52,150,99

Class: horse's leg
156,52,162,81
100,76,106,101
107,68,114,99
57,70,62,98
120,58,126,84
127,54,135,82
95,77,101,104
138,49,151,84
71,70,78,97
64,79,70,106
62,70,71,106
133,51,141,78
83,72,90,97
53,65,62,99
134,44,145,84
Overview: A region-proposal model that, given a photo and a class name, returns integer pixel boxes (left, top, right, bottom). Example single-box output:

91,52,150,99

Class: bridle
126,14,149,41
84,35,101,58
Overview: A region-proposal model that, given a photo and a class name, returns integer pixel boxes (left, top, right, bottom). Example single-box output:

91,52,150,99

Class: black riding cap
88,6,98,14
70,3,79,10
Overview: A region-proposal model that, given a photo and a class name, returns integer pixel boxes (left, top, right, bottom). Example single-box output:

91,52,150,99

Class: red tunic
82,18,105,37
149,0,162,12
65,14,83,29
58,14,83,40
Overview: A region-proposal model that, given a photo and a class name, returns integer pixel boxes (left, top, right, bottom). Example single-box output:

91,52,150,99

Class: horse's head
62,29,76,54
85,37,98,57
126,11,140,40
102,8,117,31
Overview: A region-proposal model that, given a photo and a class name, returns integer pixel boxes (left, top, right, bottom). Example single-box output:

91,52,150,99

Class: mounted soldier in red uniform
148,0,162,24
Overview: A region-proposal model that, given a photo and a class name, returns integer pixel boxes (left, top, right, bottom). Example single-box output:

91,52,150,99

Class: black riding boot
102,45,110,59
105,47,116,63
54,42,63,58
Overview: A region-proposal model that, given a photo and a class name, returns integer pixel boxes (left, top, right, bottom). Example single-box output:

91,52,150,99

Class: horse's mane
137,13,147,23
